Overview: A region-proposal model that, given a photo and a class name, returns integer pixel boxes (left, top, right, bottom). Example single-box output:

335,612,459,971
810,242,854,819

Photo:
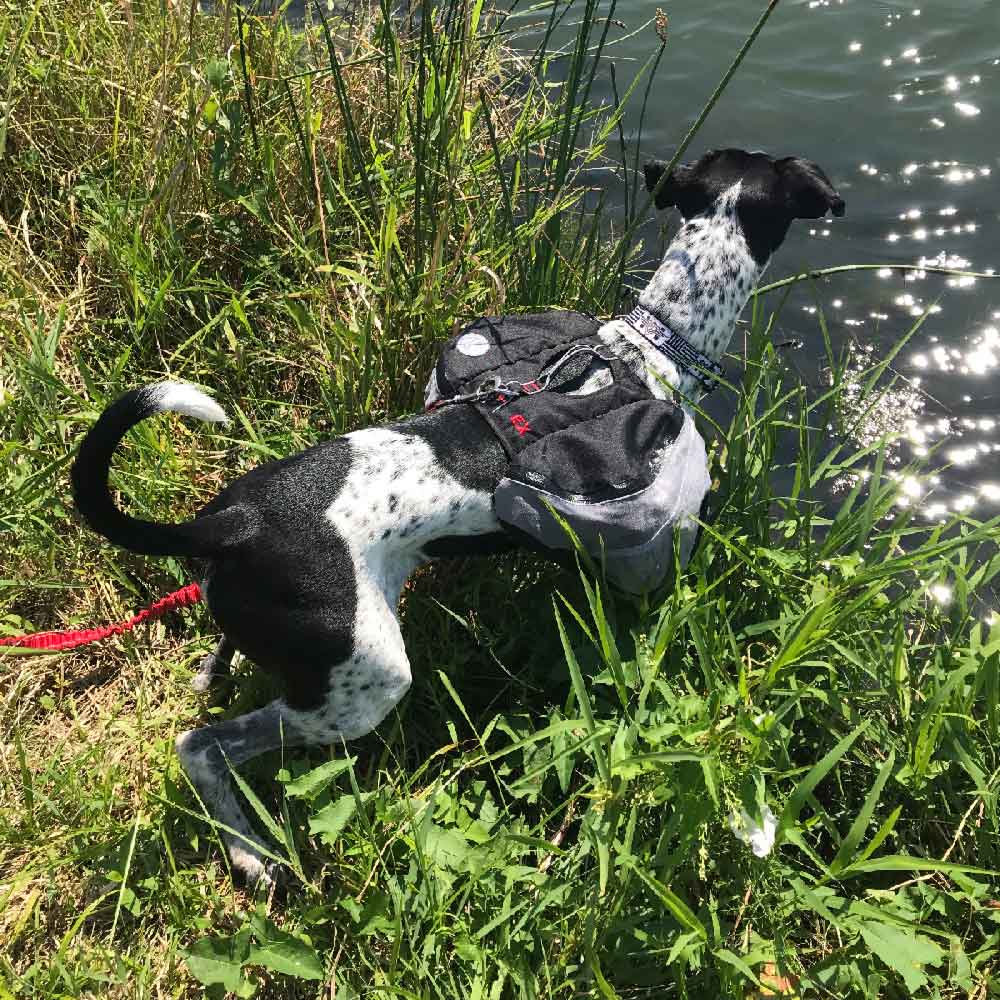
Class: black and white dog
71,149,844,885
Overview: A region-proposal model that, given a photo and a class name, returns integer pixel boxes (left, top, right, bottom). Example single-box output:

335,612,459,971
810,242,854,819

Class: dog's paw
229,843,268,883
191,652,230,693
259,860,290,902
230,846,289,899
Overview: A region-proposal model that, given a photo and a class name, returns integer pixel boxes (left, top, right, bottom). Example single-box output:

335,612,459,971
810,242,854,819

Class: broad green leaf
421,822,472,873
701,757,720,808
857,920,944,993
308,795,357,845
248,916,324,980
184,930,251,991
283,757,356,800
612,750,705,780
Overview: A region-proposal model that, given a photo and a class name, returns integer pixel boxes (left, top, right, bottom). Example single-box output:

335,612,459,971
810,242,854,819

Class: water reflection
838,304,1000,520
818,4,999,522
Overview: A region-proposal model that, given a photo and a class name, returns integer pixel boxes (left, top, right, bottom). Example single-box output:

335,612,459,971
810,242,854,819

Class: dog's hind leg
175,602,412,887
176,700,301,885
191,635,236,693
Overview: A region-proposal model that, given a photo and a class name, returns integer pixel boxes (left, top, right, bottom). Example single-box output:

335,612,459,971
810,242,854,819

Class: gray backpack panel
494,408,710,594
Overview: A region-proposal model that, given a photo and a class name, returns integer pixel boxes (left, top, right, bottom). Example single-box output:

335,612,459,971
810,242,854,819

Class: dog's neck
599,183,764,400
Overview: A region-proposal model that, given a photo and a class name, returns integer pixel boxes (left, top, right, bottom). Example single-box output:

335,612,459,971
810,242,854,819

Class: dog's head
643,148,845,264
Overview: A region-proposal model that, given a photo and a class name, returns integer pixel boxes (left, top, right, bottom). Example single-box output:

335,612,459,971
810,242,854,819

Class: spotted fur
71,147,844,887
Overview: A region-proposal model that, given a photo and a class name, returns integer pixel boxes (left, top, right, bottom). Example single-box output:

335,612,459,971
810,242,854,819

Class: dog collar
622,306,725,394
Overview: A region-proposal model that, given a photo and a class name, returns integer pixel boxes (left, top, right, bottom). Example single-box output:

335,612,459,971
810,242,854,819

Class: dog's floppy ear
777,156,846,219
644,159,711,216
644,160,676,209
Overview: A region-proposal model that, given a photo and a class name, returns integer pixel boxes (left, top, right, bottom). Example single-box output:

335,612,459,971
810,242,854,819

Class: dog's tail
72,381,254,558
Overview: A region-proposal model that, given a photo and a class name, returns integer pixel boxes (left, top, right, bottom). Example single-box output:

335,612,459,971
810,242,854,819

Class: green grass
3,0,1000,996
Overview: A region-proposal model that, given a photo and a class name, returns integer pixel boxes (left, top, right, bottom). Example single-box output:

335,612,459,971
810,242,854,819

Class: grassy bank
3,0,1000,997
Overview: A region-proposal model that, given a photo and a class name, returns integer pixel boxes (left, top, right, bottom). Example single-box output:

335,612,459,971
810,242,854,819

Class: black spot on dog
388,494,399,512
396,406,506,495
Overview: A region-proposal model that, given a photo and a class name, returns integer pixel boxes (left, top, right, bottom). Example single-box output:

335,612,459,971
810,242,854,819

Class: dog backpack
425,311,711,594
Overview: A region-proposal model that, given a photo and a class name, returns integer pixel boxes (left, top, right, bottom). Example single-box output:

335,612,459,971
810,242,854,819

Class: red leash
0,583,203,652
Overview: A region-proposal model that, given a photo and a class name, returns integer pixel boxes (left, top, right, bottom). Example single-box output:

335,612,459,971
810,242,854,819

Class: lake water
513,0,999,520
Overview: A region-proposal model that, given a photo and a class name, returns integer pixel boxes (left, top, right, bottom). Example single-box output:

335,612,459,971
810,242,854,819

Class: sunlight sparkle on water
949,446,979,466
795,8,997,522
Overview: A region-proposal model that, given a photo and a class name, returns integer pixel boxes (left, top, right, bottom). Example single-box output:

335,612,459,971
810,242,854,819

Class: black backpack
426,312,710,592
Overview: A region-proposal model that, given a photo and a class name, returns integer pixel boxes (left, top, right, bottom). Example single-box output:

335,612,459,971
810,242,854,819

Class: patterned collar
621,306,725,394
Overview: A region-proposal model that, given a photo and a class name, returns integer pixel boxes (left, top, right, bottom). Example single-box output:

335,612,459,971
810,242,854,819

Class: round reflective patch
456,332,491,357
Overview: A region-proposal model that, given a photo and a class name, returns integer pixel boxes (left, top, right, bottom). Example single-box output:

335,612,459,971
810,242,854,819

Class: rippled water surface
518,0,999,518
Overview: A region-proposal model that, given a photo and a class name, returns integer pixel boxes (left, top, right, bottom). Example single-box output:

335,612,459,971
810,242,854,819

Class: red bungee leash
0,582,203,652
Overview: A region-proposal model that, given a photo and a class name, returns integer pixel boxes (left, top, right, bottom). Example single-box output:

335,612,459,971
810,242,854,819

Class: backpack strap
427,342,615,411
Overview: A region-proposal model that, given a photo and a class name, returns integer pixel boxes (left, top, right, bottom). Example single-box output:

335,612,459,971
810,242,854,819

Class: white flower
728,804,777,858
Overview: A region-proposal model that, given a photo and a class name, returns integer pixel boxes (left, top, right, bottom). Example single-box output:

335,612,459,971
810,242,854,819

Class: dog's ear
644,159,712,216
777,156,846,219
643,160,675,209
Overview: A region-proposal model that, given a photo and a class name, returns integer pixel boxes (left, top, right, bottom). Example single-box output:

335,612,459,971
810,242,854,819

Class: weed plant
1,0,999,996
